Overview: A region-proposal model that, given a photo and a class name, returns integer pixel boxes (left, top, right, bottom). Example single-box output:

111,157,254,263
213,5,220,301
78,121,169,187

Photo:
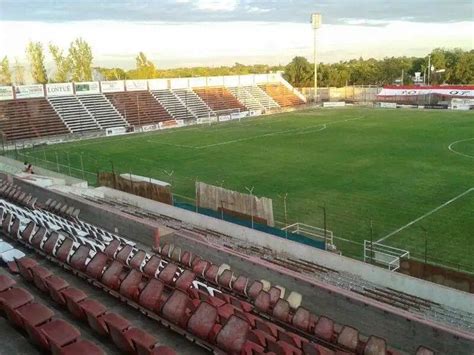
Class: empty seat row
48,96,100,133
258,84,305,107
0,274,104,354
0,180,37,209
15,257,175,355
44,198,80,220
193,87,248,113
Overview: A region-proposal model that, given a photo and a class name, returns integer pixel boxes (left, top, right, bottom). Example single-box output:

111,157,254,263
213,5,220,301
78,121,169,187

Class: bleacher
193,87,247,113
48,96,100,133
244,85,280,110
259,84,305,107
76,94,128,129
151,90,195,120
104,91,172,127
172,89,214,118
227,87,265,111
0,99,70,141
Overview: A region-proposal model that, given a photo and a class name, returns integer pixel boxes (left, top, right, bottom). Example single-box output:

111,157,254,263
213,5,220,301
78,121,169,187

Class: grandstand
0,74,305,142
0,168,472,354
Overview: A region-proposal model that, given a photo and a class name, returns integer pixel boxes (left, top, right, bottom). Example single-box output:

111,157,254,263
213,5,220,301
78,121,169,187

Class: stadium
0,2,473,355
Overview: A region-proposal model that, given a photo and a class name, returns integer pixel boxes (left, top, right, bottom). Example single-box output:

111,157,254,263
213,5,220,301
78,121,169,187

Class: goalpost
364,241,410,271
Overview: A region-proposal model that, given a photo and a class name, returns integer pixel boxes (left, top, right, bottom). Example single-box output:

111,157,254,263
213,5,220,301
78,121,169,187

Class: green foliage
69,38,93,81
283,56,313,87
12,58,25,85
49,43,72,83
130,52,157,79
0,56,12,85
26,41,48,84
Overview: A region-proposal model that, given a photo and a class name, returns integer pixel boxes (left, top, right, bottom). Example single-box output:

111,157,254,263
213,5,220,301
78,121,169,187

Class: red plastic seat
0,287,34,326
247,281,263,299
143,255,161,277
30,226,47,249
119,269,144,301
248,329,276,347
364,336,387,355
20,221,36,242
160,243,173,257
101,260,127,290
42,232,60,255
85,252,109,280
1,212,12,233
45,275,70,305
216,315,249,353
79,299,108,335
9,217,21,240
187,301,218,339
39,318,81,353
16,302,54,329
278,329,307,349
192,260,210,276
0,274,16,292
31,265,53,292
292,307,311,332
158,262,178,285
241,340,266,355
128,250,145,269
204,264,219,284
232,275,249,295
149,346,177,355
103,312,131,340
56,238,74,262
273,299,291,322
16,257,39,281
58,339,105,355
138,278,165,312
161,290,194,327
61,287,88,319
269,287,282,305
180,251,194,267
69,245,91,271
254,291,271,313
175,270,196,292
120,327,157,354
255,318,283,338
104,239,120,258
218,269,233,288
314,316,334,342
116,245,133,264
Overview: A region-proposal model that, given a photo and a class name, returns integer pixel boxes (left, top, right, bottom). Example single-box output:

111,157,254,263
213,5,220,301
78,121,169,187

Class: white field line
376,187,474,243
194,116,364,149
448,138,474,159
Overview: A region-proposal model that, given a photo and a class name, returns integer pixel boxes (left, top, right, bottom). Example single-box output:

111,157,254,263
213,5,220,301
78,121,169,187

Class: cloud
0,0,472,23
1,20,472,70
195,0,239,12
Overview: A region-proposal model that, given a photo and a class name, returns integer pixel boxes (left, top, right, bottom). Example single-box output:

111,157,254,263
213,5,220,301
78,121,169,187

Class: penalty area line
376,187,474,243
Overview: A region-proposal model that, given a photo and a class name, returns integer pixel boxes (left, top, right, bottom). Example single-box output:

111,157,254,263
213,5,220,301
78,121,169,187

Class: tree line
284,48,474,87
1,40,472,87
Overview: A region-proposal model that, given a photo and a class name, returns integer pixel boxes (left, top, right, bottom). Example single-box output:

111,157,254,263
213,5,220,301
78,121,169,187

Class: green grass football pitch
21,107,474,272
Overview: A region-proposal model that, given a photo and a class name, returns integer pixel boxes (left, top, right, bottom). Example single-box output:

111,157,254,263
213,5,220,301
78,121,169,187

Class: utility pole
427,55,431,85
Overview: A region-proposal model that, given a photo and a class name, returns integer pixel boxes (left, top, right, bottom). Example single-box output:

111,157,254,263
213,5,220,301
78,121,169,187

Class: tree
26,41,48,84
49,43,72,83
284,56,314,87
131,52,157,79
13,58,25,85
69,38,93,81
0,56,12,85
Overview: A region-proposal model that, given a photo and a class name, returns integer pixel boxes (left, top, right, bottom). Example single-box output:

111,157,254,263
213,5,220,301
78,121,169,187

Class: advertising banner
46,83,74,97
148,79,168,90
101,80,125,93
378,85,474,98
14,84,45,99
0,86,14,101
125,80,148,91
75,81,100,95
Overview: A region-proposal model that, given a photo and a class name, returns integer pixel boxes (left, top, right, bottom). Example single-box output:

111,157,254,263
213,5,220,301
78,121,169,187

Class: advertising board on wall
148,79,168,90
101,80,125,93
46,83,74,97
75,81,100,95
0,86,14,101
125,80,148,91
14,84,45,99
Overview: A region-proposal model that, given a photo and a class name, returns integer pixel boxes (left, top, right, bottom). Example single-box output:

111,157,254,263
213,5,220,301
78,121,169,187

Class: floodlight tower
311,13,322,103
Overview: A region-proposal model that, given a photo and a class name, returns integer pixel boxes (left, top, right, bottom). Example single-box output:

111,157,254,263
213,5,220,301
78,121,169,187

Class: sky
0,0,473,69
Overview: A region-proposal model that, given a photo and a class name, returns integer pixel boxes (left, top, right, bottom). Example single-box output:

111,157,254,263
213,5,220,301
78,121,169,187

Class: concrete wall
98,187,474,315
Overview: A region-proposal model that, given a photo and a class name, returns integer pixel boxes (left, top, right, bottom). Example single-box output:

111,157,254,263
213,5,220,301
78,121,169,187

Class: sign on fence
75,82,100,95
14,84,45,99
0,86,14,100
46,83,74,97
101,80,125,93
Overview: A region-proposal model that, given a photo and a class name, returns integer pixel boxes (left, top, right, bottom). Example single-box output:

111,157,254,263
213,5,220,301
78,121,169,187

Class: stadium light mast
311,13,322,103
